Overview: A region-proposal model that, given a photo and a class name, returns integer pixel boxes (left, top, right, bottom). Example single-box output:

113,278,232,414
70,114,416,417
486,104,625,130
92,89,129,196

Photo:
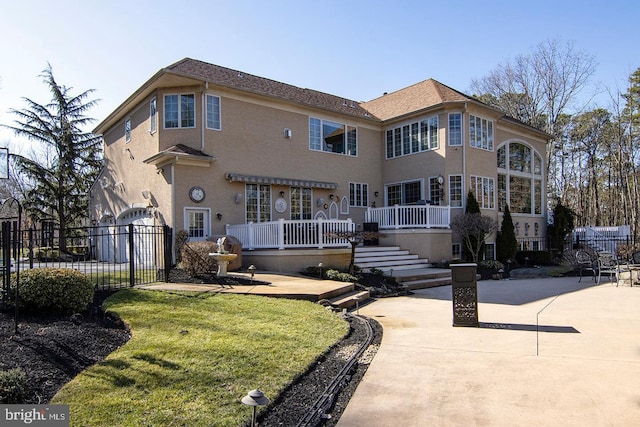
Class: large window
164,94,195,129
428,177,442,205
246,184,271,223
469,114,493,150
385,115,438,159
470,176,495,209
386,180,423,205
309,118,357,156
349,182,369,207
449,175,463,207
291,187,312,219
206,94,221,130
448,113,462,146
497,141,544,214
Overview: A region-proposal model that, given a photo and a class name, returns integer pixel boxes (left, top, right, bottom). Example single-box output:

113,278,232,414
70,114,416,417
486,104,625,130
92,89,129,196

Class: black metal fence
1,223,173,308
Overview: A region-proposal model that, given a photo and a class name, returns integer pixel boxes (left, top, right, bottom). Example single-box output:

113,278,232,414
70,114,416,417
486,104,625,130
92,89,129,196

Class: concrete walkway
337,276,640,427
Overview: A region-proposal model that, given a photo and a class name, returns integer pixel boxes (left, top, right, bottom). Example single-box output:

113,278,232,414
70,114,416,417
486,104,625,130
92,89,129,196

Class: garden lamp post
242,389,269,427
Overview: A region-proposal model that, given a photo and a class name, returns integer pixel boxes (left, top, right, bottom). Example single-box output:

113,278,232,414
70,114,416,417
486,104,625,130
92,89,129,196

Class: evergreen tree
496,205,518,263
548,200,576,251
2,65,102,251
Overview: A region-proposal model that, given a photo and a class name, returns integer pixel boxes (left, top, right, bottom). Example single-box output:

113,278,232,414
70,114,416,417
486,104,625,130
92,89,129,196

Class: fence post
28,226,34,269
163,225,172,282
128,223,135,287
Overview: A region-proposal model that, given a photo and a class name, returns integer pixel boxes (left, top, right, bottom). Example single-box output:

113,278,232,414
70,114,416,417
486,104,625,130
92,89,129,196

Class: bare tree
325,230,381,274
451,213,497,263
470,39,597,195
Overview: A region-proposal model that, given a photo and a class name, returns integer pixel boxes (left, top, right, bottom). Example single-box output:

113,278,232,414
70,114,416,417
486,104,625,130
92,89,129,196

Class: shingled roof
360,79,473,121
165,58,377,121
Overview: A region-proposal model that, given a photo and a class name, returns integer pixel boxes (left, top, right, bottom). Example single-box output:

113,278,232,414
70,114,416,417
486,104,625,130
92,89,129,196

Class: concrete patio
337,276,640,427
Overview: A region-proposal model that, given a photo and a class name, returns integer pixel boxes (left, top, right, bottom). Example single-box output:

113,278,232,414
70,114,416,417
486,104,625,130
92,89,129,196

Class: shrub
10,268,94,314
325,269,357,283
181,241,217,276
0,368,29,403
478,260,505,271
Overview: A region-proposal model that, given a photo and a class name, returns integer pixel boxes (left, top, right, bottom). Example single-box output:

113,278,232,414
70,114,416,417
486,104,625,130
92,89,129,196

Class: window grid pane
164,95,178,128
449,175,462,207
448,113,462,146
180,94,195,127
206,95,221,130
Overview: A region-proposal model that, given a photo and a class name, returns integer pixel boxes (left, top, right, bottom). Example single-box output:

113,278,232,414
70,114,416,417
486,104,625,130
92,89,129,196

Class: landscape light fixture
248,265,256,284
318,262,323,280
241,389,269,427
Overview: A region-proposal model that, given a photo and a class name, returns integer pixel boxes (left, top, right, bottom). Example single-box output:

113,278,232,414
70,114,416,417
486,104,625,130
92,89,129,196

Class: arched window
497,142,543,215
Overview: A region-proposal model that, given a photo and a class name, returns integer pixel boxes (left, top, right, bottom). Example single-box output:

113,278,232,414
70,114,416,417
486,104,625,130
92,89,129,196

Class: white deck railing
226,218,355,250
365,205,450,230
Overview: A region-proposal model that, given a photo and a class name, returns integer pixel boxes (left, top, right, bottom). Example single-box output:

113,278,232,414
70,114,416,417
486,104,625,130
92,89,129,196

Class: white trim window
206,94,221,130
246,184,271,223
309,117,357,156
470,175,495,209
469,114,493,151
386,180,423,205
449,175,463,207
497,141,544,214
349,182,368,207
185,208,210,241
448,113,462,146
290,187,312,220
125,118,131,143
385,115,438,158
150,97,157,134
164,94,195,129
428,177,442,205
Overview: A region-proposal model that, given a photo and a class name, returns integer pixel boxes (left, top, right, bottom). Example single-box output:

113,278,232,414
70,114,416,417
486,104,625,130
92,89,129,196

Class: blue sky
0,0,638,149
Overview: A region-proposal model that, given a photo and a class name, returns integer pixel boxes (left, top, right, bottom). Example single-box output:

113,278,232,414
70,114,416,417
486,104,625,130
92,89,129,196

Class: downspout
462,102,468,210
201,82,208,151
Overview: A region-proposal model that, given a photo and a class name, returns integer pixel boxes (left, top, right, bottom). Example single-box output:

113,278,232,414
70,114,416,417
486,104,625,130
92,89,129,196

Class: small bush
0,368,29,404
325,269,357,283
181,241,217,276
478,260,505,270
10,268,94,314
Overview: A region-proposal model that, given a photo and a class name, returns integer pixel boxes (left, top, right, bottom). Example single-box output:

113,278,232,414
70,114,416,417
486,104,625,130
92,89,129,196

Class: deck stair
354,246,452,290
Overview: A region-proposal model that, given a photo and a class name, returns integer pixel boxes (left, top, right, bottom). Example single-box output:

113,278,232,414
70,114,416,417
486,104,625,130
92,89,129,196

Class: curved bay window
497,142,543,214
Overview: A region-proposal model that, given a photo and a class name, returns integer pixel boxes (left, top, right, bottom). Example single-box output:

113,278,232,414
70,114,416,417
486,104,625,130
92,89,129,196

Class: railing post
317,217,324,249
394,204,400,229
278,218,285,250
248,222,255,250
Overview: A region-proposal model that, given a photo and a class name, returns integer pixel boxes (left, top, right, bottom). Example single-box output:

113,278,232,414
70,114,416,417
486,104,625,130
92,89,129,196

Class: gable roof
360,79,474,121
96,58,549,140
165,58,376,121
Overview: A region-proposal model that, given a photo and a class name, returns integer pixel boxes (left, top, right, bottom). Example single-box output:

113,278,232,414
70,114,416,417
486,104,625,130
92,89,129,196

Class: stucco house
90,58,549,272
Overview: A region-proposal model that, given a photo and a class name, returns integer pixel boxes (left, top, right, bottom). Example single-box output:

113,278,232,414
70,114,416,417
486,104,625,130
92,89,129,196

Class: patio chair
596,251,621,286
576,250,595,282
626,251,640,287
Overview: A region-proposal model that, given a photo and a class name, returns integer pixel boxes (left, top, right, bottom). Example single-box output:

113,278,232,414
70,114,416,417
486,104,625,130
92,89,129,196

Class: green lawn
51,289,348,426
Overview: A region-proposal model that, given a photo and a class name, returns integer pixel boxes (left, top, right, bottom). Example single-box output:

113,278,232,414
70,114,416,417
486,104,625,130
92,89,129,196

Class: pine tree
2,65,102,251
496,205,518,263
